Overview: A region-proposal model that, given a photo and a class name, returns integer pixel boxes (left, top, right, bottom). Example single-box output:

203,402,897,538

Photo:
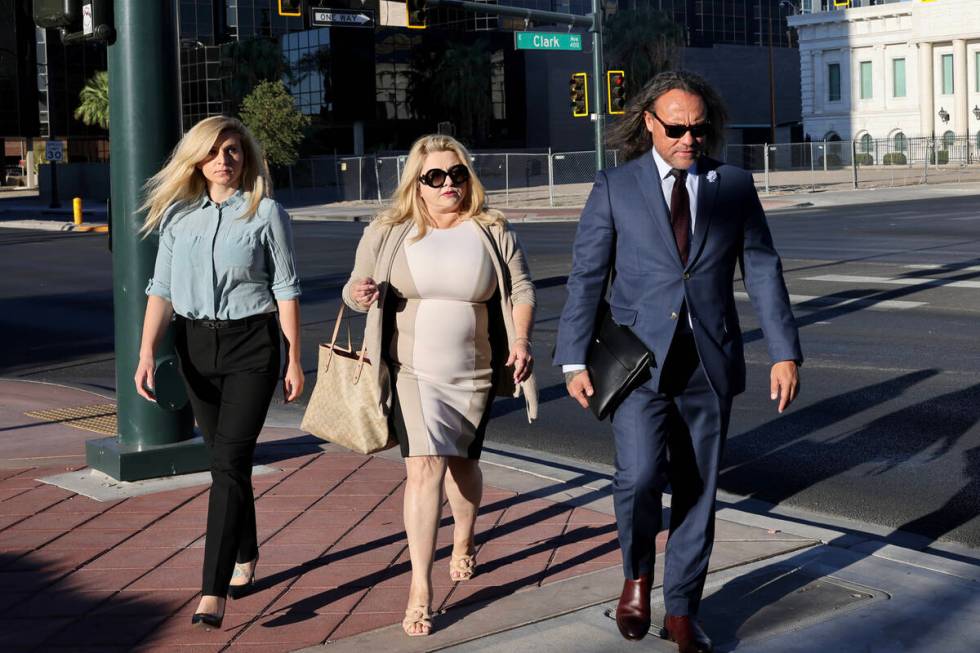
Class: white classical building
789,0,980,153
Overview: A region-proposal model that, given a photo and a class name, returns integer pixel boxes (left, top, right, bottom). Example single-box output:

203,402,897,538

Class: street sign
514,31,582,52
45,141,64,162
311,8,375,28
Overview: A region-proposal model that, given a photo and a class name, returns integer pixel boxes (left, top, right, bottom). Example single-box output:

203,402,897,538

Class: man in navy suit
554,71,802,652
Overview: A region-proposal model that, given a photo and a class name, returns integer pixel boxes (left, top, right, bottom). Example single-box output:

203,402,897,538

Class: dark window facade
611,0,795,48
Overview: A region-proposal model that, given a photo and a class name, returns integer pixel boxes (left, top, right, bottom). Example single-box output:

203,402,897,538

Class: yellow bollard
73,197,83,225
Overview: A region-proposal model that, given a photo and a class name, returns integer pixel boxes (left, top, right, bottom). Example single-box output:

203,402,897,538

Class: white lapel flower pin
706,170,718,183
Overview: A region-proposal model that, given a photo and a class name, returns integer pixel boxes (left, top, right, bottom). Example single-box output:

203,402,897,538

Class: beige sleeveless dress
386,221,498,458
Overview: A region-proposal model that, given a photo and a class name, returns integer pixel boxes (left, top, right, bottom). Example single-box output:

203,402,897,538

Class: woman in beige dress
343,135,537,636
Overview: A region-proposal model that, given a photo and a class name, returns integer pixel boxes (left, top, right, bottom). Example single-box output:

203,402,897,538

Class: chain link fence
278,137,980,207
725,136,980,194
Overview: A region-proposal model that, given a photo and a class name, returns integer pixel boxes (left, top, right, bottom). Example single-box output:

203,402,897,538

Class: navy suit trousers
610,332,732,617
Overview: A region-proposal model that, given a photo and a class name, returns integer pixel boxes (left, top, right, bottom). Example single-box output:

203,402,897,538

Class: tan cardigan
342,218,538,423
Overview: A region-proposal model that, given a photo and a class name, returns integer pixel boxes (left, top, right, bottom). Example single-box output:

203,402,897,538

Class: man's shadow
699,377,980,650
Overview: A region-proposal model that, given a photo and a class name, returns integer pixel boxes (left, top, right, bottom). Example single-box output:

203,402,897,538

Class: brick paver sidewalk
0,380,622,652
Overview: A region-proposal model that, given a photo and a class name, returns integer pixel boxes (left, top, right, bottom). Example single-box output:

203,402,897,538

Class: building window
490,50,506,121
828,63,841,102
942,53,954,94
860,133,872,154
894,132,907,152
860,61,872,99
892,58,906,98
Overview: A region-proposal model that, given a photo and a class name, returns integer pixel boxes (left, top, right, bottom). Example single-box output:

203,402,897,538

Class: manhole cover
605,563,884,645
25,403,117,435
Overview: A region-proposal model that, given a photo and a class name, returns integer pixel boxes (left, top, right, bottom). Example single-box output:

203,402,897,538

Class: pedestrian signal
570,72,588,118
607,70,626,115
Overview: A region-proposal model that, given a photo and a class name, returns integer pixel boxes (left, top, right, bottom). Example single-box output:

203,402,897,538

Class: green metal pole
86,0,205,481
591,0,605,171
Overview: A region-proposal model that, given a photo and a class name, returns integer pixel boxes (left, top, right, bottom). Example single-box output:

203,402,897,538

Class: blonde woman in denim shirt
134,116,303,630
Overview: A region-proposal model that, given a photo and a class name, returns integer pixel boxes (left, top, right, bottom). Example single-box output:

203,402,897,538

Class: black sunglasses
649,112,710,139
419,164,471,188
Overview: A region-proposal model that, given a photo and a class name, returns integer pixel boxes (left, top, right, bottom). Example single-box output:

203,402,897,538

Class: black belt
181,313,274,330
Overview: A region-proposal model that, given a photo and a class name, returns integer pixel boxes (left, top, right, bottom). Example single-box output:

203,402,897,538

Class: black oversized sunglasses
419,164,471,188
649,112,710,139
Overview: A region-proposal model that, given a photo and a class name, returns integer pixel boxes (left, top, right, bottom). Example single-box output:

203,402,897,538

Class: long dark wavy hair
608,70,728,163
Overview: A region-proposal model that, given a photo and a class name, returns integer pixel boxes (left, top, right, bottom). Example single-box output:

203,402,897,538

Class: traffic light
278,0,302,17
569,72,588,118
607,70,626,115
407,0,427,29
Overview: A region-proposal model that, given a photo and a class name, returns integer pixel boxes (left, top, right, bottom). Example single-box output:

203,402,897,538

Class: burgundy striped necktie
668,168,691,266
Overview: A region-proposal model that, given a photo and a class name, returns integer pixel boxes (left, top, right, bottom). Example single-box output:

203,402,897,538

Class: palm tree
221,37,293,112
407,39,494,145
603,9,685,97
74,70,109,130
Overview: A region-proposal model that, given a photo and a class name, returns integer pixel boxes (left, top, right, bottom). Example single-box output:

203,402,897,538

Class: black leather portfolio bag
584,242,655,421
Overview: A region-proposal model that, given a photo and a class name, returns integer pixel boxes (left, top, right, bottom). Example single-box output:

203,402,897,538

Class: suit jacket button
683,272,691,280
670,312,678,320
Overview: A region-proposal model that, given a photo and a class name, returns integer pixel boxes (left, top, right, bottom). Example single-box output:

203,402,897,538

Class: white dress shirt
562,149,699,375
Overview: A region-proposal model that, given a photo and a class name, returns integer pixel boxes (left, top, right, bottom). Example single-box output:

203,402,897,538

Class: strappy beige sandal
450,552,477,582
402,605,432,636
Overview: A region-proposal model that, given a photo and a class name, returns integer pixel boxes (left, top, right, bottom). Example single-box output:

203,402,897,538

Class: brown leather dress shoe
661,614,713,653
615,575,652,640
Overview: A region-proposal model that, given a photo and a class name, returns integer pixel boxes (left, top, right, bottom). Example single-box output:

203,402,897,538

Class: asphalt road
2,190,978,548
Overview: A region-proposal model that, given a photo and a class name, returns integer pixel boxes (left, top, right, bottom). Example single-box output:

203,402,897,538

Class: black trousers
175,313,280,597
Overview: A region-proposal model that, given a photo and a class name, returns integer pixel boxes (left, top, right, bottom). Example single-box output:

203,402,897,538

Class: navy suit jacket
554,152,802,400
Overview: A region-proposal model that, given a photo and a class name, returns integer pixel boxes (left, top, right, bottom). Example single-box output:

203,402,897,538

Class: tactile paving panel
25,403,117,435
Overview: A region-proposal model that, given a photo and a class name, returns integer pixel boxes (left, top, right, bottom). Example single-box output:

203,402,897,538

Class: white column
813,50,823,115
953,39,968,136
919,41,935,137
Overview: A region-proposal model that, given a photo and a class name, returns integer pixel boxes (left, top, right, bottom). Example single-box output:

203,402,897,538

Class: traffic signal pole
85,0,206,481
425,0,605,170
590,0,605,171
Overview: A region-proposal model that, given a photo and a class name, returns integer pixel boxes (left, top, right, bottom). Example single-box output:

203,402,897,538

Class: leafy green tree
603,9,685,97
74,70,109,130
239,80,310,168
407,39,494,145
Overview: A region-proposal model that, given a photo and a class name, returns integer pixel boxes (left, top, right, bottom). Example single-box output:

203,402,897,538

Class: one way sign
311,8,375,28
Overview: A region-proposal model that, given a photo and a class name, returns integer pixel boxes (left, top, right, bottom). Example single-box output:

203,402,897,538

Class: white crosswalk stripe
802,274,980,289
735,291,925,311
903,264,980,272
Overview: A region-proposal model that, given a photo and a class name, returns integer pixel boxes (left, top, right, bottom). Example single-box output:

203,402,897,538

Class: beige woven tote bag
301,305,395,454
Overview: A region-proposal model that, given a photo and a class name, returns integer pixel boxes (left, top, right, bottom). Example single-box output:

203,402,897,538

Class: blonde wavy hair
378,134,504,238
140,115,271,234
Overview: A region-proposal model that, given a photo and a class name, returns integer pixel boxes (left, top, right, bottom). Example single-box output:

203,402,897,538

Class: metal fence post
763,144,770,194
357,156,363,201
375,157,383,204
547,147,555,208
924,138,931,184
823,139,828,172
505,153,510,207
851,140,858,189
809,140,816,192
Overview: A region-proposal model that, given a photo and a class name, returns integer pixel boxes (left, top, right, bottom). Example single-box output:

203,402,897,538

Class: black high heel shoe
227,557,258,600
191,612,223,630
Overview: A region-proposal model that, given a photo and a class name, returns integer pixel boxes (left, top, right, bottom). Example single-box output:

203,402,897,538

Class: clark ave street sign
514,31,583,52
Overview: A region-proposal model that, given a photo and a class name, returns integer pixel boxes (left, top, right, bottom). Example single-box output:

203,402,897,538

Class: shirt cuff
271,284,301,301
562,364,586,373
145,278,171,302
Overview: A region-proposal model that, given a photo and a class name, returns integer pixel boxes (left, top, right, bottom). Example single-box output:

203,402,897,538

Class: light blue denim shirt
145,190,301,320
